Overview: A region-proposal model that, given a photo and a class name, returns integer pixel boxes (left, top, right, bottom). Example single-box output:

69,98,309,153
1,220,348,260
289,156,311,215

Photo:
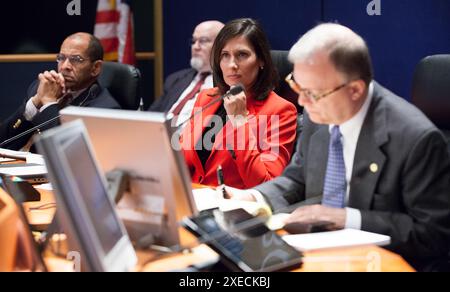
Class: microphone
0,84,99,149
174,83,245,130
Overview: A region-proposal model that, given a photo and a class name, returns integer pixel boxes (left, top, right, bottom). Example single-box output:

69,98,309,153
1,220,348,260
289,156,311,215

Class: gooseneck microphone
175,83,245,130
0,84,99,149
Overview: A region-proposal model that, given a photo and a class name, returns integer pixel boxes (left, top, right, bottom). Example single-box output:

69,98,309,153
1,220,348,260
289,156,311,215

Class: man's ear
349,80,367,101
91,60,103,78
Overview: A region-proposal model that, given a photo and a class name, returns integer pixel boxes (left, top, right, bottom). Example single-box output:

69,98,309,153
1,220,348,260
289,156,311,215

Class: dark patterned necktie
322,126,347,208
171,72,209,116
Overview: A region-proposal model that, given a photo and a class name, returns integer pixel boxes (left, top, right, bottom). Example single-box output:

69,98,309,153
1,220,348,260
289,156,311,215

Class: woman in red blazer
180,18,297,189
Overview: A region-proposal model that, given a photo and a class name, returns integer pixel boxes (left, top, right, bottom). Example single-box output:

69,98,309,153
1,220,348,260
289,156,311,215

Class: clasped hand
32,70,66,109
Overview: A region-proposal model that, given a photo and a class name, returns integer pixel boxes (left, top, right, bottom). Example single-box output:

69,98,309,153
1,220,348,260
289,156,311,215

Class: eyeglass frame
285,72,352,103
56,54,91,65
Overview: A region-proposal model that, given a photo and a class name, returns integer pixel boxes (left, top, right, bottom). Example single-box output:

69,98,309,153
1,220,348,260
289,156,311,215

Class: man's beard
190,57,205,72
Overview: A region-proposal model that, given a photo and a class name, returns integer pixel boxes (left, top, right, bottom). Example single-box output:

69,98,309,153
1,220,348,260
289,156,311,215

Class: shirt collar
329,81,374,136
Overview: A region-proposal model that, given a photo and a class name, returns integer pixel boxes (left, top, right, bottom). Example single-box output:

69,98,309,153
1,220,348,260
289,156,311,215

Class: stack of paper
0,148,45,165
282,229,391,252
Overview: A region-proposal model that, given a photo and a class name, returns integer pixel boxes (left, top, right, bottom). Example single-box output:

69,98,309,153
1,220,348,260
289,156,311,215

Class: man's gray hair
288,23,373,85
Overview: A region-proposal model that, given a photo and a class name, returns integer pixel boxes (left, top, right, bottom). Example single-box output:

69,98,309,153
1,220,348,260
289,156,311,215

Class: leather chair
99,61,141,110
412,55,450,148
270,50,302,113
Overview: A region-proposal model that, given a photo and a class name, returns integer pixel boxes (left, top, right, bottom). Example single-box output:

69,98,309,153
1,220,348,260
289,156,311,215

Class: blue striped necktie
322,126,346,208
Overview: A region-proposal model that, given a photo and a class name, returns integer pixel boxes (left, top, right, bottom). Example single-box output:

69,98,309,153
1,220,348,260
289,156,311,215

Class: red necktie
171,72,209,116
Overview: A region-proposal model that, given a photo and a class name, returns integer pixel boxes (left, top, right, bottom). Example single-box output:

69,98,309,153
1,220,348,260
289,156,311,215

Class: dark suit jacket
0,80,120,151
149,68,197,112
255,82,450,269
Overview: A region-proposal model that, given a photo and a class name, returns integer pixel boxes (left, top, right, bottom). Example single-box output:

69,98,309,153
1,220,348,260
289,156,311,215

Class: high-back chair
99,61,141,110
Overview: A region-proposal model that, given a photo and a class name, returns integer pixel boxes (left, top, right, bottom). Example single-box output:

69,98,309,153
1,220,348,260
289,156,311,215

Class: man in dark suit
0,32,120,151
149,20,224,127
226,23,450,271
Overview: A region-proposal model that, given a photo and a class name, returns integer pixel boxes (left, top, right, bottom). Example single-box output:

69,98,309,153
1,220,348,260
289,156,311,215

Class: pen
216,165,227,198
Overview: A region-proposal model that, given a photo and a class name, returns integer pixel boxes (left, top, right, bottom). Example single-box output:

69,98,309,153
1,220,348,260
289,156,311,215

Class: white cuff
24,98,39,121
345,207,362,230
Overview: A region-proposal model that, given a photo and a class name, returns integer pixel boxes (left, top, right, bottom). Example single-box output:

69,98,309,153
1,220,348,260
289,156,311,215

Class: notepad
192,188,272,217
282,229,391,252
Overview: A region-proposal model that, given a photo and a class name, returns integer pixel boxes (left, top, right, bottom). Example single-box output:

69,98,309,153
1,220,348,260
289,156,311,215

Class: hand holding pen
216,165,228,199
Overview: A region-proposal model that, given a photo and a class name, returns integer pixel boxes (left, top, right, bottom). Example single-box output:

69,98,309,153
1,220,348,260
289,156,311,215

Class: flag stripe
94,23,118,39
100,38,120,52
94,0,135,65
96,11,120,23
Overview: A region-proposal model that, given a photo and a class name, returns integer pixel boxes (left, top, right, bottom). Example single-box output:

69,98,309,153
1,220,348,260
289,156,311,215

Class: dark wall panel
323,0,450,100
163,0,450,101
163,0,322,77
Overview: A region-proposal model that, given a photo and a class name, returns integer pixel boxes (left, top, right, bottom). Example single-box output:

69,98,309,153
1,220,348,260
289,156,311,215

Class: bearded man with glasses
149,20,224,128
0,32,120,151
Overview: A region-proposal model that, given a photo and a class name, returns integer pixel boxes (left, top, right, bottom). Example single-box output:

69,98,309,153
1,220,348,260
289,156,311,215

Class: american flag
94,0,136,65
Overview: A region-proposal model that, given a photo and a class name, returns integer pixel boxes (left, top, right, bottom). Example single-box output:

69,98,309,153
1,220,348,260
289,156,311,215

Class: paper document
0,148,31,160
192,187,272,220
0,165,47,177
35,183,53,191
0,148,45,165
26,154,46,165
282,229,391,252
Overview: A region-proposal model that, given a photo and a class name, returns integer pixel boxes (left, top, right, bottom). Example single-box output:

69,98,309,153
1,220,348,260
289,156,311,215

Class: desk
24,186,414,272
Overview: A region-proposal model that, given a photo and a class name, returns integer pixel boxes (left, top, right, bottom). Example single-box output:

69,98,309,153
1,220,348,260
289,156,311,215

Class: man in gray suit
226,23,450,271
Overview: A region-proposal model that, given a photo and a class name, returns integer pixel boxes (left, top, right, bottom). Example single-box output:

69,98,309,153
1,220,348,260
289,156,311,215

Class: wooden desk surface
138,244,414,272
22,185,414,272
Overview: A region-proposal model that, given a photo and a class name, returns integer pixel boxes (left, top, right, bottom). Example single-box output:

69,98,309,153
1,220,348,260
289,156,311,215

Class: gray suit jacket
255,82,450,267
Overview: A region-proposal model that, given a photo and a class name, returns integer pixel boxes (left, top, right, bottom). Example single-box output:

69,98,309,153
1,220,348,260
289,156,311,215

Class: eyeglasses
190,37,212,47
56,54,89,65
285,73,350,103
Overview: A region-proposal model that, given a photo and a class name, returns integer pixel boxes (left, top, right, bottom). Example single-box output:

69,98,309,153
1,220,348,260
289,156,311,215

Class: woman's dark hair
211,18,277,100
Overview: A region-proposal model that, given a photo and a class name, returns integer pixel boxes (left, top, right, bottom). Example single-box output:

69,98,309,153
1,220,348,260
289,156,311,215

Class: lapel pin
370,163,379,173
13,119,22,129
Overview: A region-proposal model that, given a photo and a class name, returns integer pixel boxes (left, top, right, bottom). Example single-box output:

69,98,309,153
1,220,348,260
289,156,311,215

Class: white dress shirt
251,82,374,230
169,72,214,128
331,81,374,229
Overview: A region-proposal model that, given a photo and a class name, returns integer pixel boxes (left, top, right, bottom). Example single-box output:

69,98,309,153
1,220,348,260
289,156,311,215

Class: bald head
289,23,373,85
195,20,225,35
191,20,224,72
64,32,104,61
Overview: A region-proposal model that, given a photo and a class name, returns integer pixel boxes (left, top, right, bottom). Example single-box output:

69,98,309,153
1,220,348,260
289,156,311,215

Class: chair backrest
270,50,302,113
412,55,450,149
412,55,450,130
99,61,141,110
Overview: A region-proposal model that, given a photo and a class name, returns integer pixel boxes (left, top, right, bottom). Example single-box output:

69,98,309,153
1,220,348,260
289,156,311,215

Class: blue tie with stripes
322,126,346,208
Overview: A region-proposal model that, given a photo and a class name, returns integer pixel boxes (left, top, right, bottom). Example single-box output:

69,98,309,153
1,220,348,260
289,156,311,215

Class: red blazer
181,88,297,189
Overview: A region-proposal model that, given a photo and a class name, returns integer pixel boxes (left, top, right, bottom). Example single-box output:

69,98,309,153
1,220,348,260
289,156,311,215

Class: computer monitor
35,120,137,272
0,189,19,272
60,107,197,248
